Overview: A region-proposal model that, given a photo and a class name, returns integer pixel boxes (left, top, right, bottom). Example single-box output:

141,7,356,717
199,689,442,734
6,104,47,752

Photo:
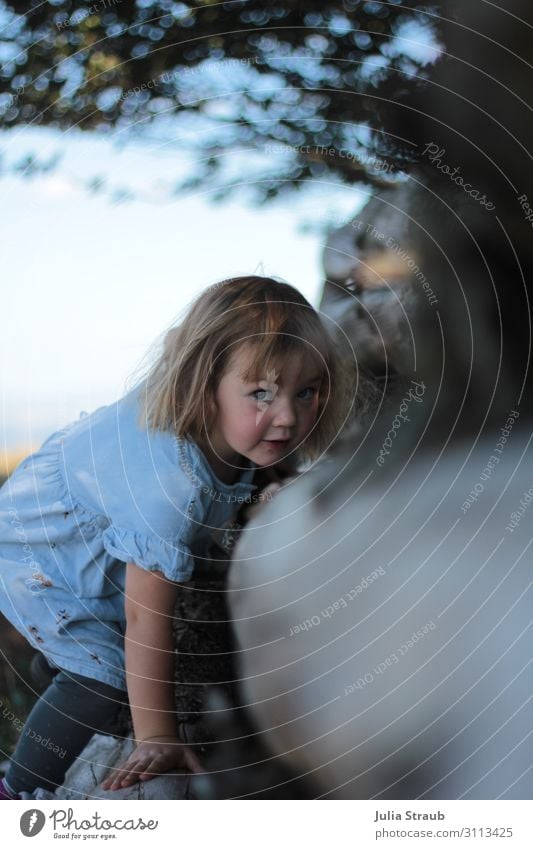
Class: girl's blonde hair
131,276,355,465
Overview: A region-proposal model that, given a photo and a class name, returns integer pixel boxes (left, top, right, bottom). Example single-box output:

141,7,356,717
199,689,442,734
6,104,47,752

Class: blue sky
1,125,366,457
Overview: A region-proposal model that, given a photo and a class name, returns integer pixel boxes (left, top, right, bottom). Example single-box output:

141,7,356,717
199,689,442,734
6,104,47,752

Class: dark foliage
0,0,442,200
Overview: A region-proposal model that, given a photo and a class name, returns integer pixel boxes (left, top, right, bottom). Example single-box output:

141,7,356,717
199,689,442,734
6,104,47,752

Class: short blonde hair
132,276,355,465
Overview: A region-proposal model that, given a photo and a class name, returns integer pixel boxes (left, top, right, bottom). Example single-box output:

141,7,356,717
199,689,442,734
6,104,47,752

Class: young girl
0,275,350,799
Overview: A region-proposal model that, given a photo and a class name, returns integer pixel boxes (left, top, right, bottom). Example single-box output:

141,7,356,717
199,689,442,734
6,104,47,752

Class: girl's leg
3,669,128,795
30,652,60,692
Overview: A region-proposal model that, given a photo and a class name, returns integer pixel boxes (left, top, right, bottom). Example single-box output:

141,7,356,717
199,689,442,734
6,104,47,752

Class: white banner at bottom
4,800,532,848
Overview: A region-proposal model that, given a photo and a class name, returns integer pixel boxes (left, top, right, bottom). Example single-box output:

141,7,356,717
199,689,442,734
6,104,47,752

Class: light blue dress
0,384,258,691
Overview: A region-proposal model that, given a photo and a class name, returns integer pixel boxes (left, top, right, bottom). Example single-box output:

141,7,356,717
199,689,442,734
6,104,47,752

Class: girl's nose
272,398,297,428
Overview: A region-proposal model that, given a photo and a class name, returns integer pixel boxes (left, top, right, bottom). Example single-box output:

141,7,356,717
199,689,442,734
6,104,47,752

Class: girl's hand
101,735,203,792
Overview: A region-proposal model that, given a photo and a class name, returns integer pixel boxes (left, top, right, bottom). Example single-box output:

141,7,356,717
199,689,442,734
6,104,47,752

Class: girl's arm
101,562,202,791
123,561,180,741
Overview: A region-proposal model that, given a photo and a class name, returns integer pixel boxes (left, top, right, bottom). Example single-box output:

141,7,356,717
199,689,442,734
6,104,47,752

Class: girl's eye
251,389,274,402
251,386,318,402
298,386,318,400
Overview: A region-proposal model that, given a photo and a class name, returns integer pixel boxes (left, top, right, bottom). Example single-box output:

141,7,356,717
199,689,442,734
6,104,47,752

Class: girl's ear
205,394,218,425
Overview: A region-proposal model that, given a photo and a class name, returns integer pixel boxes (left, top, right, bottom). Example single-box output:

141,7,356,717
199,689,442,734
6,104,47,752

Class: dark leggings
4,667,129,795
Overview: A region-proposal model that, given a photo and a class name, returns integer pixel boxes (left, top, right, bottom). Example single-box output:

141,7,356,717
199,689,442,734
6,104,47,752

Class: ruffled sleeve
101,525,196,583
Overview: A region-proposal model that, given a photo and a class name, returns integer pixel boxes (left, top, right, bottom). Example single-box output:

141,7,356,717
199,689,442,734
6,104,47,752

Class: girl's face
205,344,322,478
